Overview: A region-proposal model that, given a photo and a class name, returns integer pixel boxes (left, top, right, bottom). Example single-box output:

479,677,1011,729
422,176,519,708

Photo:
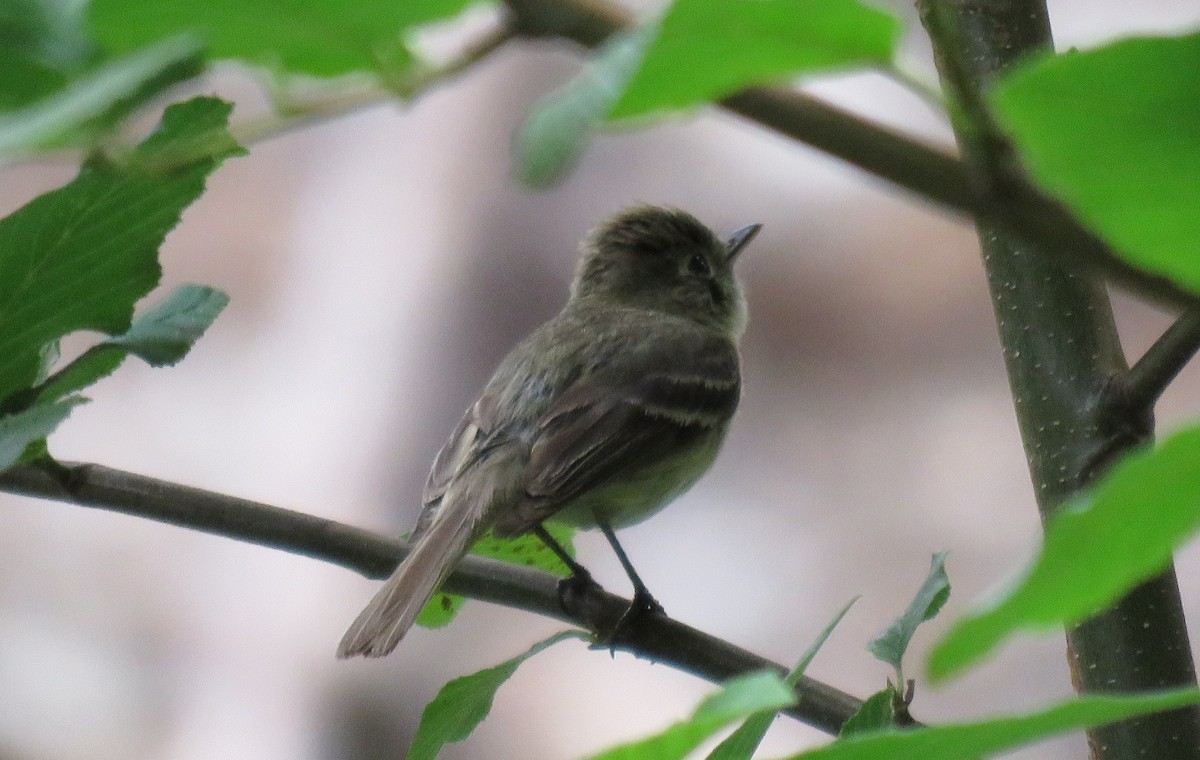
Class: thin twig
88,23,517,175
1116,311,1200,418
234,23,517,147
917,0,1014,174
0,460,865,735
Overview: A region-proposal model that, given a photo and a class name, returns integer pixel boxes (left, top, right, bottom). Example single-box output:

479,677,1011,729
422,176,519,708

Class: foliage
991,32,1200,295
608,0,899,119
930,425,1200,680
0,97,238,465
587,671,796,760
417,522,577,628
837,686,902,739
0,35,203,160
407,631,589,760
707,597,857,759
783,688,1200,760
518,0,899,184
835,552,952,736
867,552,949,684
87,0,487,78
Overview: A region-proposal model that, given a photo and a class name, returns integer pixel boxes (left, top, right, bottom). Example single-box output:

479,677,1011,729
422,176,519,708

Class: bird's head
571,206,760,336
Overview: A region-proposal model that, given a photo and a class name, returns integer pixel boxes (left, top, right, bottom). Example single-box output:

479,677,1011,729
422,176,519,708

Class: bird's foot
597,588,665,655
556,569,602,614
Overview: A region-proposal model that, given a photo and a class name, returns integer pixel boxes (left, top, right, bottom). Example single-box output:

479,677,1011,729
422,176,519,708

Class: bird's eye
687,253,711,277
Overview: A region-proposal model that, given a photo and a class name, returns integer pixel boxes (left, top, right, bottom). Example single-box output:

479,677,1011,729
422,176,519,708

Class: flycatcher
338,205,760,658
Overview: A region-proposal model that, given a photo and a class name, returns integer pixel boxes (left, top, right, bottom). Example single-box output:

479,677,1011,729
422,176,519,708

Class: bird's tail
337,487,483,659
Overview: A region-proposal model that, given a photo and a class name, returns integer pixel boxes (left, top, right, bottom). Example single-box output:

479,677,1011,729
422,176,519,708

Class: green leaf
868,552,950,673
414,590,466,629
417,523,577,629
516,27,652,187
108,284,228,365
991,32,1200,295
34,341,61,386
406,631,586,760
0,50,69,112
0,97,242,404
88,0,486,79
0,0,93,73
610,0,901,119
587,671,796,760
30,347,125,408
517,0,900,186
0,37,206,160
126,94,243,168
0,396,87,472
29,284,228,406
928,426,1200,681
781,688,1200,760
475,522,577,576
838,686,898,738
707,597,857,760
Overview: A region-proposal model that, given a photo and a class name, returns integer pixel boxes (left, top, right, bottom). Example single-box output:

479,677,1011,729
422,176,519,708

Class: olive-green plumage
338,206,759,658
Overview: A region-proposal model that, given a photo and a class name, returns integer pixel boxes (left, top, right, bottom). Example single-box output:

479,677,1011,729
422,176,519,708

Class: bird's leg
534,523,662,648
598,521,664,634
533,524,600,607
533,524,589,577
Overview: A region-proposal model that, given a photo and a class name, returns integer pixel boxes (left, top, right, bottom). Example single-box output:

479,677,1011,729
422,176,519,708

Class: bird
337,205,760,658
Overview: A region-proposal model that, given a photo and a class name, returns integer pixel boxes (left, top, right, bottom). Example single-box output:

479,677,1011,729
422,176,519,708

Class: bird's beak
725,223,762,262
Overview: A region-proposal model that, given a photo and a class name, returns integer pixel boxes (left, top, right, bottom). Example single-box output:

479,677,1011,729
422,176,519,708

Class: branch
922,0,1199,449
1086,310,1200,477
919,2,1200,758
1113,311,1200,419
84,23,517,174
233,23,517,147
500,0,1200,309
0,460,863,735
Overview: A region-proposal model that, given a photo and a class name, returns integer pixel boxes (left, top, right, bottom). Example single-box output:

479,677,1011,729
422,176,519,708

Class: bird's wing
414,392,500,538
497,330,739,533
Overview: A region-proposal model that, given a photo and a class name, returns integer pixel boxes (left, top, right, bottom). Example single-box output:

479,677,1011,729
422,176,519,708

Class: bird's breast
547,425,728,530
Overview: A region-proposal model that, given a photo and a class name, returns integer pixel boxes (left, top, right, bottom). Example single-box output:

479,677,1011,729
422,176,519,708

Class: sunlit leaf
589,671,796,760
991,32,1200,295
708,597,857,759
418,523,576,628
929,426,1200,681
89,0,487,78
611,0,901,118
407,631,586,760
781,688,1200,759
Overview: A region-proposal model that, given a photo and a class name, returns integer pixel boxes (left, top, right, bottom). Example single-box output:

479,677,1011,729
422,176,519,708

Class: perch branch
0,460,863,735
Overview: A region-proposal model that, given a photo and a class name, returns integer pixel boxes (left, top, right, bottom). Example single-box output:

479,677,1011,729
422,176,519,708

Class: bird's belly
548,435,723,530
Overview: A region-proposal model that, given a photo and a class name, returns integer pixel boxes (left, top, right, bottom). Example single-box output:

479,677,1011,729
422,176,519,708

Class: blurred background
2,1,1200,758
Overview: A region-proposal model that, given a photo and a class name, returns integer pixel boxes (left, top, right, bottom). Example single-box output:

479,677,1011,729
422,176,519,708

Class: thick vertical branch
919,2,1200,758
